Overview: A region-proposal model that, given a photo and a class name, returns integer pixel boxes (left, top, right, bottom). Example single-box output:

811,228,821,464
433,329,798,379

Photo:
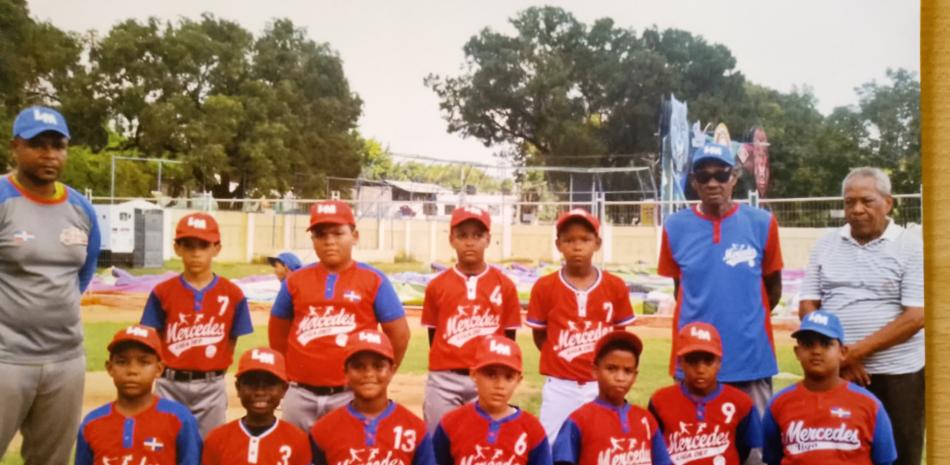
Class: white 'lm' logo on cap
568,208,588,216
808,313,829,325
186,216,207,229
463,206,483,215
126,326,149,338
489,339,511,356
358,332,382,344
251,349,275,365
704,145,723,155
689,326,712,341
316,204,338,214
32,109,58,125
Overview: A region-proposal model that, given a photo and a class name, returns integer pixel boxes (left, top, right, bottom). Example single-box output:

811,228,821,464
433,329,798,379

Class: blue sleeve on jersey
735,407,763,463
230,297,254,338
271,280,294,320
373,275,405,323
175,410,202,465
75,427,93,465
527,435,553,465
761,408,782,465
412,433,436,465
140,291,166,329
310,437,328,465
650,433,672,465
432,425,453,465
871,403,898,465
551,419,580,465
78,198,100,292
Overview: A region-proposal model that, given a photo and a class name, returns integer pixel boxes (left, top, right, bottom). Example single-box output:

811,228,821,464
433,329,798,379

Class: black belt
447,368,470,376
164,368,225,382
295,383,348,396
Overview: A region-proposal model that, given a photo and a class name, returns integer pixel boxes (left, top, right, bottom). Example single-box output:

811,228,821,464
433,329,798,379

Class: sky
28,0,920,165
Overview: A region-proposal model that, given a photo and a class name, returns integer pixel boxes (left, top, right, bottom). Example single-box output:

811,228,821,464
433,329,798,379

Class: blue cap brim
792,327,842,342
16,127,70,140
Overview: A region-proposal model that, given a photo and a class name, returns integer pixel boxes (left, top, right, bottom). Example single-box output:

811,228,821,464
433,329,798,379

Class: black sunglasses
693,169,733,184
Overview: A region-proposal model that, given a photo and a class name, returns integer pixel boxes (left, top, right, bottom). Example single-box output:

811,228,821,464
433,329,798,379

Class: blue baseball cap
12,106,70,140
691,142,734,169
268,251,302,272
792,310,845,342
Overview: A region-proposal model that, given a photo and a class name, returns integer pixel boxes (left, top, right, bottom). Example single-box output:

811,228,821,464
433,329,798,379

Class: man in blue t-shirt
658,142,783,417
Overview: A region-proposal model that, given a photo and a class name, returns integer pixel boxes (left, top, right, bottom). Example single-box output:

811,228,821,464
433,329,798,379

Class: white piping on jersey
453,265,490,301
238,419,281,464
558,267,602,318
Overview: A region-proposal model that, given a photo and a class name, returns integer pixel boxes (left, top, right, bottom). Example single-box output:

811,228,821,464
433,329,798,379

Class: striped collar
839,219,901,244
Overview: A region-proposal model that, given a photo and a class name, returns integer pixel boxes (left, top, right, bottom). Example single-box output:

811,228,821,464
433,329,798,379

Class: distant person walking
0,106,101,464
800,167,924,465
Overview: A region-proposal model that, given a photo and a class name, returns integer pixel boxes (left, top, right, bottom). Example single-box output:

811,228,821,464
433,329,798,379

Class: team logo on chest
459,443,524,465
596,437,651,465
166,312,226,357
782,420,861,454
666,421,731,464
296,305,357,345
100,454,160,465
722,244,757,267
340,448,406,465
553,320,612,362
445,304,501,347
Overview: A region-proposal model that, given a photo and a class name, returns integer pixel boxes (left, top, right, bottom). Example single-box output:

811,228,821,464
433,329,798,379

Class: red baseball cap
676,322,723,357
308,200,356,231
472,335,522,373
236,347,287,382
556,208,601,236
175,213,220,243
593,330,643,361
450,206,491,231
344,329,394,365
108,325,162,357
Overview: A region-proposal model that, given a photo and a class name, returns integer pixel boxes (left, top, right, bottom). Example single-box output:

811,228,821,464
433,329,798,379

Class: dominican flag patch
143,437,164,451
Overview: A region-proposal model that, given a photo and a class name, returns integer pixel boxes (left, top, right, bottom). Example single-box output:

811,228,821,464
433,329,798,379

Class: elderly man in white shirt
800,166,924,465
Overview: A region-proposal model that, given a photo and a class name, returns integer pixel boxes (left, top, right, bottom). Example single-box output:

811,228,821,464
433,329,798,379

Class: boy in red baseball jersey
76,325,201,465
526,209,636,441
203,347,311,465
762,310,896,465
649,323,761,465
552,331,671,465
422,206,522,432
310,329,435,465
269,200,410,432
433,335,550,465
141,212,254,437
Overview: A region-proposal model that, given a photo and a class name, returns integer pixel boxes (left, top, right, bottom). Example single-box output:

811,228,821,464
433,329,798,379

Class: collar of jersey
110,395,158,419
691,202,739,222
593,397,630,415
558,267,602,294
238,417,280,439
178,274,220,295
6,174,67,204
678,381,723,405
452,264,490,281
346,400,396,425
473,401,522,425
317,260,357,275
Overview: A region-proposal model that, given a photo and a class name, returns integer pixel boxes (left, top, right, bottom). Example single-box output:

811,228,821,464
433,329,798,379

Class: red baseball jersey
551,399,672,465
75,397,202,465
421,266,522,371
310,402,435,465
648,383,761,465
141,275,253,371
762,382,896,465
270,262,405,387
526,269,635,381
203,419,311,465
433,403,550,465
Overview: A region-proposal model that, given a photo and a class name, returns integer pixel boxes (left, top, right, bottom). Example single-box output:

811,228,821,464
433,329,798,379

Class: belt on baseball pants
296,383,348,396
163,368,225,382
447,368,470,376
